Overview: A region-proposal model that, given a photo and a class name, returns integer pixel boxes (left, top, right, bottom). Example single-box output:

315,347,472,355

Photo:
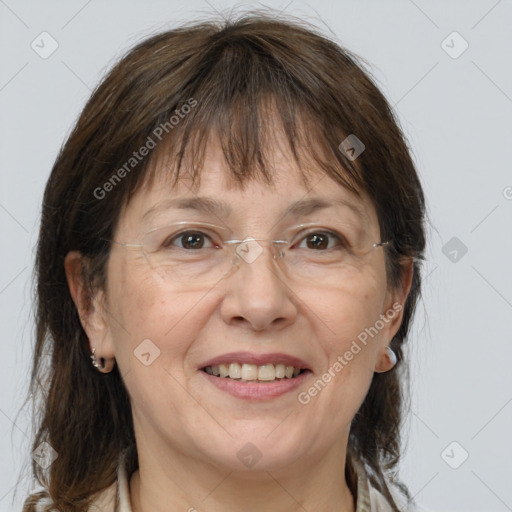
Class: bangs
144,95,363,196
116,36,368,209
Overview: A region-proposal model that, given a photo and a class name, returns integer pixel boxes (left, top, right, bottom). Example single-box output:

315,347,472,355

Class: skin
65,129,413,512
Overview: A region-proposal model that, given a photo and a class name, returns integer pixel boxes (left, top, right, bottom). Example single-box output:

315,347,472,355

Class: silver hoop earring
386,346,397,368
375,346,398,374
90,347,105,370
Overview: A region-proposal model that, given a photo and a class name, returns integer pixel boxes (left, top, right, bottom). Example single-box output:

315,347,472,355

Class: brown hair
20,10,425,511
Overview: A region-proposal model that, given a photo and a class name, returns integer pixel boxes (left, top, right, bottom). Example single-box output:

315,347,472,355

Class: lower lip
200,370,312,400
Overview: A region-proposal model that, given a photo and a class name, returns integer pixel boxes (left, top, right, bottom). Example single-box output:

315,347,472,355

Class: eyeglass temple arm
101,238,143,248
373,240,392,248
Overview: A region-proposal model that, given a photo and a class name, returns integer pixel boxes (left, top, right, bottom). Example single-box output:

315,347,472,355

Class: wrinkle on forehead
117,152,378,248
122,94,365,207
115,98,376,241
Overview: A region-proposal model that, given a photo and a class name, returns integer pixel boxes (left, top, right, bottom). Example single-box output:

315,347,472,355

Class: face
71,130,409,476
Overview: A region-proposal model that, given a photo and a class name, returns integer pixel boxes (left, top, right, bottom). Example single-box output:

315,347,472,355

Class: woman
23,11,426,512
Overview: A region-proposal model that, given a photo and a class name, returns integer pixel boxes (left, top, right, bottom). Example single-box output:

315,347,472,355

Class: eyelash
165,229,348,251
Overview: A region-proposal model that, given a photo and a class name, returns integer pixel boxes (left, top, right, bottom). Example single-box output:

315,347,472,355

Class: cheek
105,260,212,420
307,267,385,344
301,269,385,405
105,257,206,371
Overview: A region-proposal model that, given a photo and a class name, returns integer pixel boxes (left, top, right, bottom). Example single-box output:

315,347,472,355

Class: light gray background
1,1,511,511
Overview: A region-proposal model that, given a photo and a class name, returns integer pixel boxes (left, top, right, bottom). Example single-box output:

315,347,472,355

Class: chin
196,425,310,473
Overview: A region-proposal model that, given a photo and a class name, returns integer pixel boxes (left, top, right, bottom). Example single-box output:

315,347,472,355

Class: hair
20,10,426,512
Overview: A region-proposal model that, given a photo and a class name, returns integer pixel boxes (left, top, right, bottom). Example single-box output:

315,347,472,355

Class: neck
129,443,356,512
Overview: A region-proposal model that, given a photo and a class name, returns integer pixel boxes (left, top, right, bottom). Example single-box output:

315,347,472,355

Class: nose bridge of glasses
224,237,288,265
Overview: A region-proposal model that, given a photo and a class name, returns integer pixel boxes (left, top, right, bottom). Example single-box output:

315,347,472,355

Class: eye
295,230,347,251
164,230,217,250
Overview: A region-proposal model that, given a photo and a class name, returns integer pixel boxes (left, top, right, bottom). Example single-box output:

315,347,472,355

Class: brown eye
305,233,329,250
166,231,214,250
298,231,345,251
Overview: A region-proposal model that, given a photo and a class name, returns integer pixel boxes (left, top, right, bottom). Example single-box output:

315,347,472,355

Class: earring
90,347,105,370
386,346,397,368
375,346,397,373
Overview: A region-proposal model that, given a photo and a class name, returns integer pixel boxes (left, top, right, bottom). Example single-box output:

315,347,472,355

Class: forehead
118,133,379,236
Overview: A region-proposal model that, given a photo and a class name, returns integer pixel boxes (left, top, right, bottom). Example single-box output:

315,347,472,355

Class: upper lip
200,351,311,370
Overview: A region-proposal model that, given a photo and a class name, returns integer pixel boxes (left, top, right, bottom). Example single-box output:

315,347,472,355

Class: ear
64,251,115,370
374,258,415,372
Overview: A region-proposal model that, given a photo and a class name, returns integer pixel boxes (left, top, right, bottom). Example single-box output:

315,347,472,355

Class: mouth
202,362,309,382
199,352,312,400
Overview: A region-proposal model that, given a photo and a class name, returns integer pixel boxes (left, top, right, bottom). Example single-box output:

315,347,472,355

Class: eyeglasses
106,221,391,288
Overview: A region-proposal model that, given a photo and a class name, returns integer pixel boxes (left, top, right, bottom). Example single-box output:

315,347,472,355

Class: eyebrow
141,196,366,225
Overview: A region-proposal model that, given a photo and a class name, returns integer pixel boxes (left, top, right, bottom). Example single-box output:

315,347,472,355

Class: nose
219,240,298,332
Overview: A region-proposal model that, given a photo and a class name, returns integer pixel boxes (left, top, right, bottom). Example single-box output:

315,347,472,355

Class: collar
347,447,373,512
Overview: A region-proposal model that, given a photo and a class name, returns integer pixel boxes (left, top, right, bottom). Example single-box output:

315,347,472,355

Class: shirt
38,449,419,512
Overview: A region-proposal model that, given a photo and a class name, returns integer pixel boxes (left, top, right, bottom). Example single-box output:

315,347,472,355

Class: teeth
204,362,304,381
258,364,275,381
275,364,285,379
219,364,229,377
229,363,241,379
241,364,258,380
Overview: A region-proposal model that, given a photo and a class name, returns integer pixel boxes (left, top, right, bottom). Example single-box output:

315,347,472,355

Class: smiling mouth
202,362,309,382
